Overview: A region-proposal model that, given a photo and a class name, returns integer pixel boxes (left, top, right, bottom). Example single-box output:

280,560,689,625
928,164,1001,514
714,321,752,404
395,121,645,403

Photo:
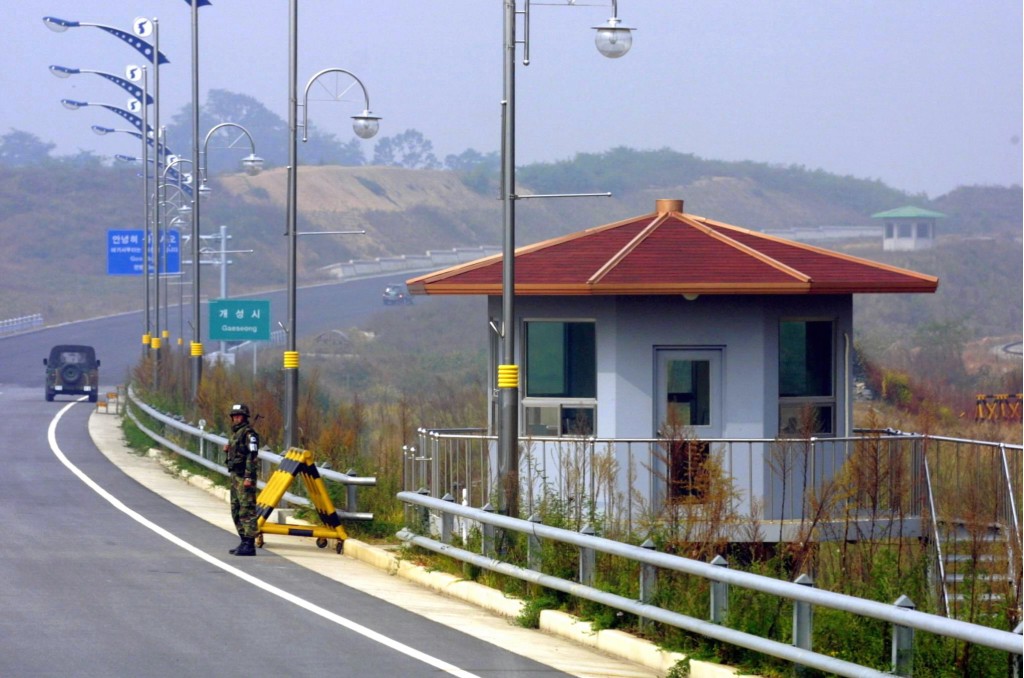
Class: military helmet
229,403,250,418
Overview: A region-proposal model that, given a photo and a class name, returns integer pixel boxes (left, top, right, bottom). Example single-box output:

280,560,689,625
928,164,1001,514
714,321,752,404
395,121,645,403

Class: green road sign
209,299,271,341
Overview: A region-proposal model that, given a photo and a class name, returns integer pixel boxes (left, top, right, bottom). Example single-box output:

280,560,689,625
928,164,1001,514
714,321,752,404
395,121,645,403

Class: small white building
873,205,946,251
408,199,939,519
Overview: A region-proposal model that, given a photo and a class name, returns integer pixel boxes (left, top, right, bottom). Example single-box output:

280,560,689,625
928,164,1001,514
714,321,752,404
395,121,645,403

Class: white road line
48,399,481,678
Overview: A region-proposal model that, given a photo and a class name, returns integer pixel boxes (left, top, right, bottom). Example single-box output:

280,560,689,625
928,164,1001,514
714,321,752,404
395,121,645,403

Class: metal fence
405,427,1022,626
0,313,43,336
406,428,1021,531
398,491,1023,678
125,386,375,519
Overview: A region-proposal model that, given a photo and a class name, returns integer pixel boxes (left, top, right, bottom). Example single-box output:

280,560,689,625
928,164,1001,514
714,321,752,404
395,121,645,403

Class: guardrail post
441,493,455,544
481,503,495,558
710,555,729,623
527,513,543,596
402,445,413,492
579,524,596,587
792,573,814,676
416,487,430,535
527,513,543,572
639,538,658,632
1014,622,1022,678
891,595,915,677
345,468,359,514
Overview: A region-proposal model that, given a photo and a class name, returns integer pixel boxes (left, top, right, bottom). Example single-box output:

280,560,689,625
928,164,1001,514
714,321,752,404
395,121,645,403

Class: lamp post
157,155,192,384
190,123,263,398
46,13,167,359
497,0,633,517
158,185,192,344
284,0,381,450
62,99,156,354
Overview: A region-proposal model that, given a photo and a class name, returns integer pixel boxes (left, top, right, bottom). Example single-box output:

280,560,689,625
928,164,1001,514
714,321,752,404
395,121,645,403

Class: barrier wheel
335,540,343,555
316,537,328,549
255,533,264,548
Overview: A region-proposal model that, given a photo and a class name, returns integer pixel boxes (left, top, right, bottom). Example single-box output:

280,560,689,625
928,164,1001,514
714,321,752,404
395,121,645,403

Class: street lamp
592,1,634,58
46,13,167,359
157,156,194,379
496,1,633,518
189,122,263,398
283,0,381,449
62,98,157,354
93,125,169,160
61,99,147,134
49,65,153,106
92,121,163,356
42,16,169,66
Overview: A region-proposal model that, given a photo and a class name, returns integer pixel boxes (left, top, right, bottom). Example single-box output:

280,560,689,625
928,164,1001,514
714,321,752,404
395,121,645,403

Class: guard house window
779,320,835,435
523,321,596,436
916,222,931,238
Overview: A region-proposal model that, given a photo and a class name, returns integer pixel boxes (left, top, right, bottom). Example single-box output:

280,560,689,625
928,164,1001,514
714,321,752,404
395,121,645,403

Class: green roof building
872,205,946,251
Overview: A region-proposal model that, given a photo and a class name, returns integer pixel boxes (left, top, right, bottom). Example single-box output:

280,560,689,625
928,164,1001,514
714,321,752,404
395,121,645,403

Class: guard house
407,199,939,518
873,205,946,251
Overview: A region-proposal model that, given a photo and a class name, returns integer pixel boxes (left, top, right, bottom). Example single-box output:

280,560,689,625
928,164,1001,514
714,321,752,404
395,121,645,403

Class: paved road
0,280,659,677
0,388,589,676
0,275,419,390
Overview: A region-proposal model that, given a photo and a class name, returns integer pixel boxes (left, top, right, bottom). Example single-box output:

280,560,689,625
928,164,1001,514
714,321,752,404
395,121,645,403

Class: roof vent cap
656,199,683,214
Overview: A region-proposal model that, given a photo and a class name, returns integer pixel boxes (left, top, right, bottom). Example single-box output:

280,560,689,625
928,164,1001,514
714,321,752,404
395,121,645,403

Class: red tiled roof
407,202,939,296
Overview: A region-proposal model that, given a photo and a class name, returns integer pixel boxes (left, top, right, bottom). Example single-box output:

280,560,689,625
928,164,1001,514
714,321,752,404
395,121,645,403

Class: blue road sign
107,229,180,276
107,229,145,275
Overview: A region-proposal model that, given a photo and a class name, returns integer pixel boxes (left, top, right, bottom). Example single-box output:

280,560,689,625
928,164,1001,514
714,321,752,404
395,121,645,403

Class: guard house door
654,349,723,504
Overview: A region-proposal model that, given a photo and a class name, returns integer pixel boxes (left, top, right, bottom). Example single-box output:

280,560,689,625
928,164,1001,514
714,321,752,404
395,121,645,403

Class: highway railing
0,313,43,336
398,491,1023,678
125,386,375,520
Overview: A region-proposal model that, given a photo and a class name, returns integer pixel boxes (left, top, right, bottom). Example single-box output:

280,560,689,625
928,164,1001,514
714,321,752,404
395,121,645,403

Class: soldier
224,402,260,556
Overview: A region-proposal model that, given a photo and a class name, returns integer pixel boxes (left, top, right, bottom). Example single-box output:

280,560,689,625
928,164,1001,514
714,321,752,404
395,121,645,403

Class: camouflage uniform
225,404,260,554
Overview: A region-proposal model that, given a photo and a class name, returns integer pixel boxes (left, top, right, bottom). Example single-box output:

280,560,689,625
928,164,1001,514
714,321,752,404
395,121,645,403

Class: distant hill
0,154,1020,356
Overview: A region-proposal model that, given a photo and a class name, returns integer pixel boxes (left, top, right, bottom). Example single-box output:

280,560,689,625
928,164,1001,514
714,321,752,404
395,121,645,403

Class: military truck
44,344,100,402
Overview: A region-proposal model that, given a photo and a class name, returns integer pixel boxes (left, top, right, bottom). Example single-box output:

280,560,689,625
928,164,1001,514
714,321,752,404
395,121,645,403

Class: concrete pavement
89,410,738,678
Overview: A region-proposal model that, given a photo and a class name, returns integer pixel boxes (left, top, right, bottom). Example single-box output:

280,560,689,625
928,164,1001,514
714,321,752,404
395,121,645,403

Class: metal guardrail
125,386,375,520
0,313,43,336
319,245,500,280
398,491,1024,678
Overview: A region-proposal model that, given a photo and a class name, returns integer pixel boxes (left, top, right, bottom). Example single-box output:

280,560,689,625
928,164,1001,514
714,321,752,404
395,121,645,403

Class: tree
0,130,55,167
444,148,499,195
371,129,440,169
444,148,496,172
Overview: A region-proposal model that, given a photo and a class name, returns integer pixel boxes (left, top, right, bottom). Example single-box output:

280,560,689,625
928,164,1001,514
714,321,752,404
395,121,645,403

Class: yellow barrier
975,393,1023,422
254,447,348,553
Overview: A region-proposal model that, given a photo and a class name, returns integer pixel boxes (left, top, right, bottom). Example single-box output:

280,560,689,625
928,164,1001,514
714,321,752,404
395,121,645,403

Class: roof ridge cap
587,213,668,285
700,216,940,284
682,215,813,283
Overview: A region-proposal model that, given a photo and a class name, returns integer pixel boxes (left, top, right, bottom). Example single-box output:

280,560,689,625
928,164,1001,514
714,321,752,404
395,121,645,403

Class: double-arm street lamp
283,0,381,450
189,122,263,398
496,0,633,517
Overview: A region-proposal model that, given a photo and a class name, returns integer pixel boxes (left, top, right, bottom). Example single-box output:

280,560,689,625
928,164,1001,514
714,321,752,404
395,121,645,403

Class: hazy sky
3,1,1021,197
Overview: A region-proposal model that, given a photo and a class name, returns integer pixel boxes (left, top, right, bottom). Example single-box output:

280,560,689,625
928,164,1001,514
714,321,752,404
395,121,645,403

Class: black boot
228,537,245,555
233,536,256,557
